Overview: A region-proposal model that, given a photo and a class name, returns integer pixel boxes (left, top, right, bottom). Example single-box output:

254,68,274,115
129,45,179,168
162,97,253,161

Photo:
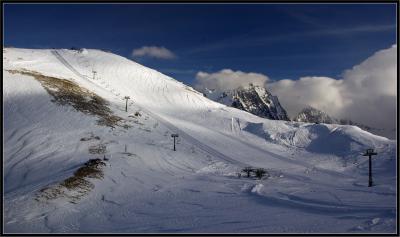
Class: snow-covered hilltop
202,84,289,120
293,106,387,137
3,48,397,233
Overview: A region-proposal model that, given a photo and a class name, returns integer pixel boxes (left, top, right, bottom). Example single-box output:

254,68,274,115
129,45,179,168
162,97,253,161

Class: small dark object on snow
254,168,267,179
103,155,109,161
242,167,254,178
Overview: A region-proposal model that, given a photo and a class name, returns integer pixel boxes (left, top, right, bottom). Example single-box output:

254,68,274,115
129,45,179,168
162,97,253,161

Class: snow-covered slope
202,84,289,121
3,48,397,233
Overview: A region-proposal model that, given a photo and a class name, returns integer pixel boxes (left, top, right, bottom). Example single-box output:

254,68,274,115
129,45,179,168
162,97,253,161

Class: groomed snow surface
3,48,397,233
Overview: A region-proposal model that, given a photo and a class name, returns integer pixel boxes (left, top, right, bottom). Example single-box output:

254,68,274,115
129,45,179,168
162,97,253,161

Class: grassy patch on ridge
7,69,123,128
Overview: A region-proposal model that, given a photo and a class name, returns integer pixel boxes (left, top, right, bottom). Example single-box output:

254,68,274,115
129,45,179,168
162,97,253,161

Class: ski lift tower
171,134,179,151
362,148,378,187
92,70,97,80
124,96,130,112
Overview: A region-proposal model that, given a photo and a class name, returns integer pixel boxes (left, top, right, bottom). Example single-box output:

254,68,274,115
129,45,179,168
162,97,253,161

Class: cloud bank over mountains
195,69,269,92
195,45,397,136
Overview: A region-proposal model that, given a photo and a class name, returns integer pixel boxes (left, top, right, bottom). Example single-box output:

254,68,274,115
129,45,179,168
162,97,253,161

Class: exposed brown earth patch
7,69,123,128
36,159,106,203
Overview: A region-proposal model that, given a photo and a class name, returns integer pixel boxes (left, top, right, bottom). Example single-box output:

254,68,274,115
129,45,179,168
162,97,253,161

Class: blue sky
4,3,397,85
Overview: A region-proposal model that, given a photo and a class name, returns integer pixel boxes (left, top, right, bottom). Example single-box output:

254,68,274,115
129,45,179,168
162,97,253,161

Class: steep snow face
294,106,337,124
203,84,289,120
3,48,397,234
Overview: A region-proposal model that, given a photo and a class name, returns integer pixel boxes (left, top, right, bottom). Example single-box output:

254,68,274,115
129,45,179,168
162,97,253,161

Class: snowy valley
3,48,397,233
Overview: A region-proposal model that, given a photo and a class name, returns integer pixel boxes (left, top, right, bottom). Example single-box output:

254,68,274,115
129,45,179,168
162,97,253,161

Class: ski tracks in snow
51,51,248,169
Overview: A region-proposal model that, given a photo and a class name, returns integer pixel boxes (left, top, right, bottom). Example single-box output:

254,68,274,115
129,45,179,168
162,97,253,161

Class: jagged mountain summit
203,84,290,121
294,106,338,124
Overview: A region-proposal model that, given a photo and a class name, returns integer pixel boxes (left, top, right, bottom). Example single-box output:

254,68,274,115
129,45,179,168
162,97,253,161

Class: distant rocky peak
202,84,290,121
294,106,337,124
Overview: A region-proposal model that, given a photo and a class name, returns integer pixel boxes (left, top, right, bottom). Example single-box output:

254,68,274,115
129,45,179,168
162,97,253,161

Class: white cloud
132,46,176,59
268,45,397,137
268,76,346,117
195,69,269,92
194,45,397,138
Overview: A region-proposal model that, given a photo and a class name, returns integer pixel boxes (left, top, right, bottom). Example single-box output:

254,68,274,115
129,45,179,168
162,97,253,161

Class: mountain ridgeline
202,85,378,136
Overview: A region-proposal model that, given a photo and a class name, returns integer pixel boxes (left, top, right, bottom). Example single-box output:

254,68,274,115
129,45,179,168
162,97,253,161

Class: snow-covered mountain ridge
3,48,396,233
294,106,389,137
